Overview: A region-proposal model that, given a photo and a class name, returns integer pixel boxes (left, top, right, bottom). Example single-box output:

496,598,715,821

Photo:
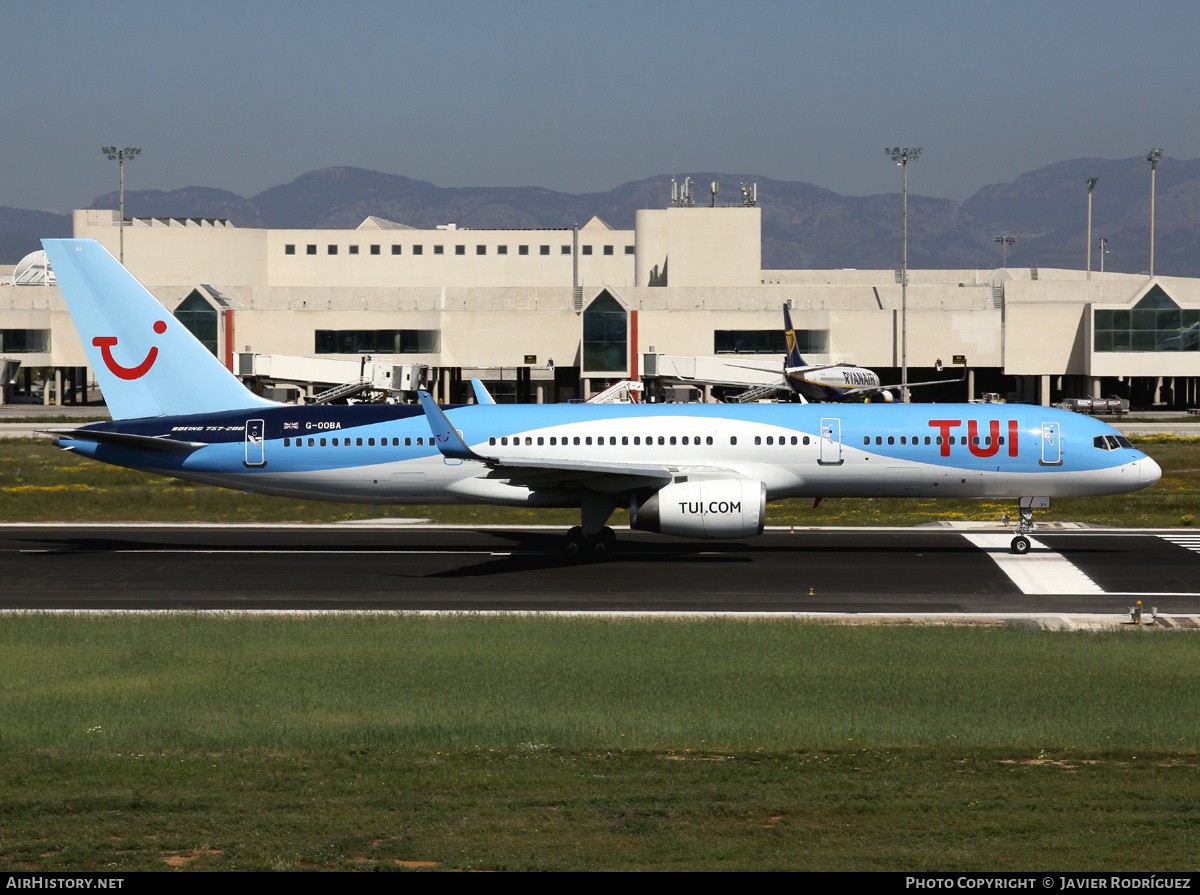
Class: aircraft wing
418,391,720,487
841,370,967,398
783,364,844,375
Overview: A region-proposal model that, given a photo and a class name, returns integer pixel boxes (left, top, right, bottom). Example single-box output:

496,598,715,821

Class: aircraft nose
1138,455,1162,486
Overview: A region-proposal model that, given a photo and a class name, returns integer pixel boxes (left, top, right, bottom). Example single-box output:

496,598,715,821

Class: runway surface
2,524,1200,622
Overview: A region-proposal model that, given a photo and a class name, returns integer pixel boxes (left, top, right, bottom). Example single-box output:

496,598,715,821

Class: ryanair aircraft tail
42,239,274,420
783,304,806,369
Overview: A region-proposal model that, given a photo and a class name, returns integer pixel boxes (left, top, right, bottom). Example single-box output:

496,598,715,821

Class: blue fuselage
60,402,1160,508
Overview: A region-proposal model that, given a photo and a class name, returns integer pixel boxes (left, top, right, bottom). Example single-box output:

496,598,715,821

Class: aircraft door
391,472,428,502
818,417,844,466
244,419,266,468
1040,421,1062,466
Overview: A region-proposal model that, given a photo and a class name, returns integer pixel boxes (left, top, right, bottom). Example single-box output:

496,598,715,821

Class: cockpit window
1094,435,1126,451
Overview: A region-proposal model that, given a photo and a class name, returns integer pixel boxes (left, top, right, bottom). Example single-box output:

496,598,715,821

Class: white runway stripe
1161,534,1200,554
963,533,1105,595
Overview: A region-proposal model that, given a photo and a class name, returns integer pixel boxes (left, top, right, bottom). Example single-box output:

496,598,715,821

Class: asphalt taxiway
2,524,1199,625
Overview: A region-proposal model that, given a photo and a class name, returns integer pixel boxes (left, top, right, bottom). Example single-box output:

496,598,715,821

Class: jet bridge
640,352,788,402
236,353,428,404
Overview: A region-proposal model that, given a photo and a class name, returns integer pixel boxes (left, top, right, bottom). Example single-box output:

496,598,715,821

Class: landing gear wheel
590,526,617,557
1011,535,1031,555
564,526,586,556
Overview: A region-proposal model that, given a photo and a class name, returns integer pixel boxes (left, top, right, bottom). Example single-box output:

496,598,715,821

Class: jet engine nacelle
630,478,766,539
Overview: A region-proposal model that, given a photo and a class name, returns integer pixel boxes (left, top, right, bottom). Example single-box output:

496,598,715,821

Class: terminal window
561,245,571,255
498,245,508,255
285,244,295,255
455,245,466,256
349,245,359,255
173,291,219,356
412,245,423,255
370,245,380,255
391,245,401,255
519,245,529,255
1094,286,1199,352
624,245,634,254
603,245,614,255
540,245,550,256
306,245,317,255
715,329,820,354
476,245,486,255
434,245,444,255
582,290,628,373
328,245,337,255
581,245,592,255
0,329,50,353
315,329,441,355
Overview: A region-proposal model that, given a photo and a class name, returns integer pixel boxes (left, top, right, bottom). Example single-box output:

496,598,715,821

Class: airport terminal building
2,194,1198,408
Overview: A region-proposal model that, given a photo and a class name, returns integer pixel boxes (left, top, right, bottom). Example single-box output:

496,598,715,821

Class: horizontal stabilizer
43,428,206,454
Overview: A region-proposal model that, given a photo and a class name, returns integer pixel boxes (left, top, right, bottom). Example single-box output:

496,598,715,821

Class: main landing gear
563,494,618,558
1009,497,1048,555
565,525,617,557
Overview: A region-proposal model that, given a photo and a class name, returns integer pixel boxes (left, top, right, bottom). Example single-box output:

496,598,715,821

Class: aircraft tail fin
470,378,497,405
42,239,274,420
783,304,805,369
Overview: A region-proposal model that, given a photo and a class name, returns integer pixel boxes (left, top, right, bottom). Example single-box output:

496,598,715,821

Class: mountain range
3,157,1198,277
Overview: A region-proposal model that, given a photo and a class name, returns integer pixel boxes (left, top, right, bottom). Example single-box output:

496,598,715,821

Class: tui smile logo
93,320,167,380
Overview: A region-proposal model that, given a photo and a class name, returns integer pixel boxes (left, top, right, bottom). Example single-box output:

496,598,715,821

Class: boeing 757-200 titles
40,239,1160,556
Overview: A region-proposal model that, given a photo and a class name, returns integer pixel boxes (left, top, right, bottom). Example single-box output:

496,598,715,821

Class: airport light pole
886,146,922,402
101,146,141,264
1099,236,1108,273
1086,177,1098,279
1147,148,1162,277
993,234,1016,268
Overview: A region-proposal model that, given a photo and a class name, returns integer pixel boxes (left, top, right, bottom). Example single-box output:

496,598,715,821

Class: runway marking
1160,534,1200,554
963,533,1104,595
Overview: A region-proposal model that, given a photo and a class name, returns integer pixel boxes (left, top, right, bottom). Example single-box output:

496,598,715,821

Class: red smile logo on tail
93,320,167,380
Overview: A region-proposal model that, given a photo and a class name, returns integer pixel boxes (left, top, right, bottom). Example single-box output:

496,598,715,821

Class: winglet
470,379,496,405
417,391,483,461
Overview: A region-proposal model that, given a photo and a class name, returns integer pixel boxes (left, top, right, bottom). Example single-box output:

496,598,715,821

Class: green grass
1,436,1196,526
1,616,1199,871
7,616,1200,751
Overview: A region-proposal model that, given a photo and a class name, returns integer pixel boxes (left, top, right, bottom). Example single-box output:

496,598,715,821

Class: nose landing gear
1010,497,1047,554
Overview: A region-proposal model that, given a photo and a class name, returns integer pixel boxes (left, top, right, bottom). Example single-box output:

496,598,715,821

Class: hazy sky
4,0,1197,212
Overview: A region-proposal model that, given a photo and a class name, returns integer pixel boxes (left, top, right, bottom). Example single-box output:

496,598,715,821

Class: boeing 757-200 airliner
40,239,1161,556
